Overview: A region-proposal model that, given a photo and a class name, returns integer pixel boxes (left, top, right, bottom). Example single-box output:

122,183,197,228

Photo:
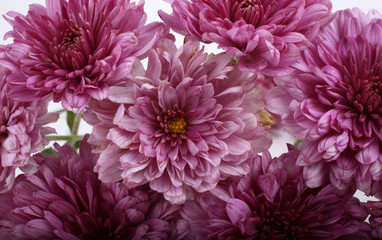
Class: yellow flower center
258,110,274,129
168,117,187,134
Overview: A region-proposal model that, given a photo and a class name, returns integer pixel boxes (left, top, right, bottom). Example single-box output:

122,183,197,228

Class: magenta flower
180,146,371,239
0,0,170,113
265,8,382,196
0,137,188,240
365,200,382,239
159,0,332,75
83,38,272,204
0,67,57,193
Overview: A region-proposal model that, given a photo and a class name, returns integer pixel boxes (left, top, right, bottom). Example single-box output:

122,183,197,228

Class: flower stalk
47,135,84,142
47,111,83,146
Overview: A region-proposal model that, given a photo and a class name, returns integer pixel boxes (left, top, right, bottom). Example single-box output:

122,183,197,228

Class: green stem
48,111,83,147
71,111,82,136
47,135,84,141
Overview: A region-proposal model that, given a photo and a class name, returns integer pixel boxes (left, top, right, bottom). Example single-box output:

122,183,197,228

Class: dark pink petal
226,198,252,227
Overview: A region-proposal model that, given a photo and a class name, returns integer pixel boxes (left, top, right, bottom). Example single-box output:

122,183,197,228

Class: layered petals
160,0,332,75
266,8,382,196
0,67,57,192
180,146,371,239
0,137,188,239
84,38,272,204
0,0,170,113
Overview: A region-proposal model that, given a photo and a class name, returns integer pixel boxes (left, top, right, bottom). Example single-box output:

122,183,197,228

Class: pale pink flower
159,0,333,75
0,0,170,113
0,67,57,193
83,38,272,204
265,8,382,196
180,147,371,239
0,137,188,239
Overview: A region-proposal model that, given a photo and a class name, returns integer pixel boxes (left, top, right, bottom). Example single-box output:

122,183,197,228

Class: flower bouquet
0,0,381,239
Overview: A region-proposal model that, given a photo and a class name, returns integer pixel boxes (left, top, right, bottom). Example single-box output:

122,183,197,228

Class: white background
0,0,381,201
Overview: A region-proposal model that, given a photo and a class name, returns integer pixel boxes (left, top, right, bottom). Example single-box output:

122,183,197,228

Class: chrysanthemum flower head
0,136,188,239
83,38,272,204
0,66,57,193
266,8,382,196
159,0,333,75
180,146,371,239
0,0,170,113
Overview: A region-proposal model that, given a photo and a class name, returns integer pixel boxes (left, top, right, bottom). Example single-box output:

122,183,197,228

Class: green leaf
41,148,58,157
66,111,76,132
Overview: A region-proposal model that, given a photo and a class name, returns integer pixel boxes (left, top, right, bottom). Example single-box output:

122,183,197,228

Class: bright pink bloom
0,67,57,193
180,146,371,239
266,8,382,196
83,38,272,204
0,0,170,113
159,0,332,75
0,137,188,239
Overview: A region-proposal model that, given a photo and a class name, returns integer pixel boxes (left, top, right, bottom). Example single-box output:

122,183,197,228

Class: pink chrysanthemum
0,137,188,240
0,67,57,193
83,38,272,204
0,0,170,113
180,146,371,239
265,8,382,196
159,0,332,75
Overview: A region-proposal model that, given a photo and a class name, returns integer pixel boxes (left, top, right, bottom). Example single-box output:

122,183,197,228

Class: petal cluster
159,0,332,75
180,146,371,239
83,38,272,204
0,137,188,239
266,8,382,195
0,67,57,192
0,0,169,113
365,200,382,239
